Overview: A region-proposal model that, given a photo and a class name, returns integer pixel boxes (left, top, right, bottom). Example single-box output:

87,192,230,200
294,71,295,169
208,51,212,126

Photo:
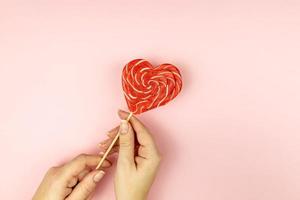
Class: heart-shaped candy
122,59,182,114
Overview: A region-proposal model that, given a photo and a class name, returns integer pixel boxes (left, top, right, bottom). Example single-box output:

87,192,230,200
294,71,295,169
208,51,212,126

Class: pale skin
33,110,161,200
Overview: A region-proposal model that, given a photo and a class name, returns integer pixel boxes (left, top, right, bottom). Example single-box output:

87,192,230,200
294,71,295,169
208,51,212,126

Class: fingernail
100,142,106,146
120,120,128,135
97,143,103,147
93,171,105,182
100,140,106,144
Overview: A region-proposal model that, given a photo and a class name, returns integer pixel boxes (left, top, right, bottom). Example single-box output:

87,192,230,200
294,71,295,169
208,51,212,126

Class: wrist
116,194,146,200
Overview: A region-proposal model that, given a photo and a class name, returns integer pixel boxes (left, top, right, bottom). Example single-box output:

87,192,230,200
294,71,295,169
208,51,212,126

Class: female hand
102,110,162,200
33,154,111,200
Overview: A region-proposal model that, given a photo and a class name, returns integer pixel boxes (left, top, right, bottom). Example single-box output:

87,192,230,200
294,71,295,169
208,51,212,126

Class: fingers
78,169,90,181
98,126,119,150
98,127,120,155
65,170,105,200
61,154,111,180
107,126,119,138
67,177,78,188
64,188,73,197
99,146,119,156
118,120,135,166
108,146,119,155
98,137,118,149
98,138,114,149
118,110,159,157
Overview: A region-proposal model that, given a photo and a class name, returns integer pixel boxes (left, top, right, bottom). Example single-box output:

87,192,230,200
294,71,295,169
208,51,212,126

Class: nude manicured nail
120,120,128,135
97,143,103,147
93,171,105,182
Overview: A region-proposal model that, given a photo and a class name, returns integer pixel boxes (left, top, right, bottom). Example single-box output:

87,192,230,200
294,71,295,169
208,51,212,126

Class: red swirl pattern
122,59,182,114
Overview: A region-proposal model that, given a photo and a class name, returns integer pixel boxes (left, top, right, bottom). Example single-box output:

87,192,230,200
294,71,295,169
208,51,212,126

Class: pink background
1,0,300,199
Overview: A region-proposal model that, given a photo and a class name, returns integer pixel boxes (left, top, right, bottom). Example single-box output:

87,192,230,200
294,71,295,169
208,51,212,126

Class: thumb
118,120,135,165
66,170,105,200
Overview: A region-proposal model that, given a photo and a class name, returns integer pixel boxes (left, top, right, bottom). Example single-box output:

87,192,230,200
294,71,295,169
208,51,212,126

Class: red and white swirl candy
122,59,182,114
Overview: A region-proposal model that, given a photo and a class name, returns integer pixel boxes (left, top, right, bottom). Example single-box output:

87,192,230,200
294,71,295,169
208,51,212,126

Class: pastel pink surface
0,1,300,199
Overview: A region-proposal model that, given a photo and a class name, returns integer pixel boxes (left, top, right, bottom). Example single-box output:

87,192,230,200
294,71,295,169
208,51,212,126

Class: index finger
61,154,110,178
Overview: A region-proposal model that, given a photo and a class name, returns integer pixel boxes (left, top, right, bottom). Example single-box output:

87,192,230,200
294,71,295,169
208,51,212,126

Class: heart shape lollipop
122,59,182,114
96,59,183,169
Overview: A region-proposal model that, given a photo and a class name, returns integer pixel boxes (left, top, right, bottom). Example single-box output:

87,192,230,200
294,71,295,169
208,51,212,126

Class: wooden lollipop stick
95,112,133,170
